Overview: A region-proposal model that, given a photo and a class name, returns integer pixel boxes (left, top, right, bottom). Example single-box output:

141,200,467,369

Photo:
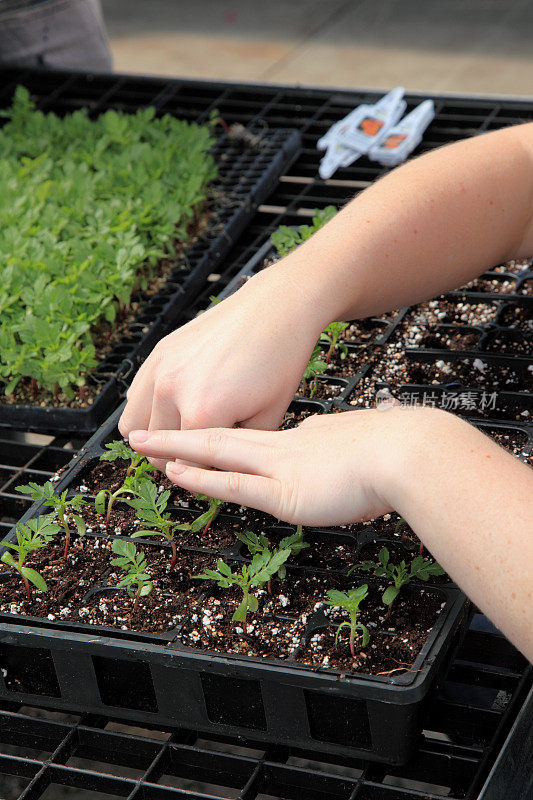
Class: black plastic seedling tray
0,405,471,766
222,240,532,428
0,87,300,437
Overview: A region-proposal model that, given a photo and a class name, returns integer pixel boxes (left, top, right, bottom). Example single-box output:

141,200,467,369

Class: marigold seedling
16,481,86,558
236,525,309,591
193,494,225,534
110,539,153,614
100,440,155,479
194,549,291,635
324,585,370,657
320,321,349,363
95,470,153,534
301,344,328,397
353,547,445,612
1,514,60,602
128,481,191,569
271,206,337,257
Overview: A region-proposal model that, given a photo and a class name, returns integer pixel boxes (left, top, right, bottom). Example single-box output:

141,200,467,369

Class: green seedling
301,344,328,398
100,440,155,479
236,524,309,592
16,481,86,558
128,480,191,569
1,514,60,602
193,494,225,535
95,469,153,534
110,539,153,614
353,547,445,613
271,206,337,257
320,321,349,363
324,585,370,658
194,549,291,635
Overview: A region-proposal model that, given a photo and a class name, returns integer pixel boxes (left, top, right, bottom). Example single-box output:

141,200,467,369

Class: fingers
166,462,282,516
118,366,154,437
240,405,287,431
129,428,276,475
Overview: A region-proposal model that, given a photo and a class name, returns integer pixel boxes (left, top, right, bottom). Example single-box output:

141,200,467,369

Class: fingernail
130,430,150,443
167,462,187,478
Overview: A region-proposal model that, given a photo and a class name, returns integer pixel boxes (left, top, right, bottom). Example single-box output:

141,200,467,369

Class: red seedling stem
133,593,140,614
170,540,177,571
63,532,70,560
23,575,31,603
349,628,356,658
31,378,38,401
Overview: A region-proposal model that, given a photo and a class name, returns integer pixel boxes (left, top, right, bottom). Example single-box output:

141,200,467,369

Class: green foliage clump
110,539,153,613
353,547,445,610
15,481,86,558
237,525,308,589
195,549,291,634
128,480,191,569
0,86,217,400
271,206,337,256
325,585,370,657
1,514,60,602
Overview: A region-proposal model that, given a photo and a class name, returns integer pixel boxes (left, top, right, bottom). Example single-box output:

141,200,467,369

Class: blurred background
100,0,533,96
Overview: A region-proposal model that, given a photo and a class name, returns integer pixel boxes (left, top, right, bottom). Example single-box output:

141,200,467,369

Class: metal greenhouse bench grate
0,618,530,799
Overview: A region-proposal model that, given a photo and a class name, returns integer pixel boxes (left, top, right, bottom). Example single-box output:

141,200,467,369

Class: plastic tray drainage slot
304,689,371,749
92,655,158,713
201,672,267,730
0,643,60,697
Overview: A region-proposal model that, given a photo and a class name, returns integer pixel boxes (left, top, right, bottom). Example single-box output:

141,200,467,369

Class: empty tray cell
0,644,60,697
482,330,532,355
304,690,371,749
406,299,498,328
154,745,254,798
519,279,533,296
459,274,518,294
31,448,83,472
201,673,266,731
498,302,533,333
92,656,158,713
417,326,482,351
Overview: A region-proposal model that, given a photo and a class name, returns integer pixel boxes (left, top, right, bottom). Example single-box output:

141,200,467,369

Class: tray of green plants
0,86,301,435
0,405,470,766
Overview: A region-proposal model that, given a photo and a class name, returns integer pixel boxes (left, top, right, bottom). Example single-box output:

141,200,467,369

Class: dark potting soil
298,585,443,676
485,429,532,464
498,304,533,333
298,380,343,400
459,276,518,294
260,528,358,571
177,588,305,658
492,259,531,276
280,407,319,429
519,280,532,296
405,299,498,328
0,536,216,632
418,329,481,351
484,332,532,355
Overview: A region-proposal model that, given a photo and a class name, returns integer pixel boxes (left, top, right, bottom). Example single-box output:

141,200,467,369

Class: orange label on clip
358,117,384,137
384,134,408,149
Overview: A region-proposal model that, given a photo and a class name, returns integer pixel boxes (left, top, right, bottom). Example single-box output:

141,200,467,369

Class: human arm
128,409,533,661
119,122,533,436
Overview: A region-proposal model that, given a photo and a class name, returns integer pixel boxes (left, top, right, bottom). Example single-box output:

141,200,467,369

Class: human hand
128,407,416,526
118,260,329,445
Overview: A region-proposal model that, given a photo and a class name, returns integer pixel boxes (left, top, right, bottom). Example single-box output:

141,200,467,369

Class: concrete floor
101,0,533,97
